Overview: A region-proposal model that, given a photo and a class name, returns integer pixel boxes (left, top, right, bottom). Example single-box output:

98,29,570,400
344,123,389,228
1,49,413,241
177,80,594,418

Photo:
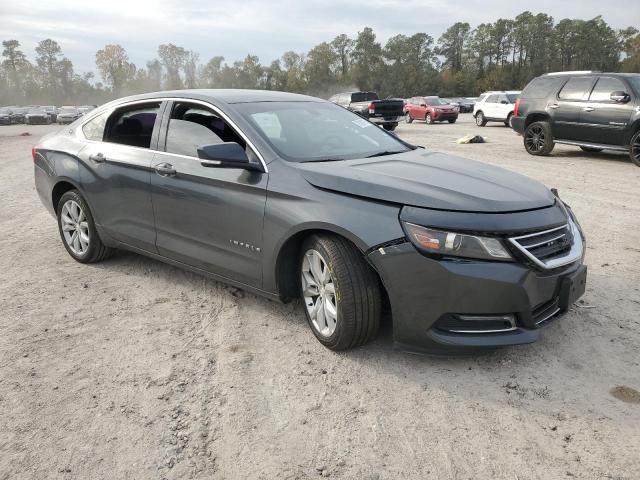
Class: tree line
2,11,639,106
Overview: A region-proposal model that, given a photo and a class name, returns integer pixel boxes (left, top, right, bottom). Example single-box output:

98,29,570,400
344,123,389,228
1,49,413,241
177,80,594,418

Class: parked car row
0,104,97,125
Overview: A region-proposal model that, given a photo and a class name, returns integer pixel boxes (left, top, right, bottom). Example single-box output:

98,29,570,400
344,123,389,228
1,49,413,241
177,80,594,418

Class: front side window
589,77,628,102
486,95,498,103
104,103,160,149
82,111,108,141
558,77,593,101
165,102,246,158
236,101,410,162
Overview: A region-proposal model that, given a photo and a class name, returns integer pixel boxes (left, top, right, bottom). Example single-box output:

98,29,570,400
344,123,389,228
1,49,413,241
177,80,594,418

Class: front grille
508,220,583,270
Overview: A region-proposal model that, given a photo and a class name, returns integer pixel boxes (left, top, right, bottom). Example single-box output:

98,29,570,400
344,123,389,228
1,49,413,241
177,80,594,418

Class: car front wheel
475,112,487,126
405,113,413,124
299,234,381,351
425,113,434,124
523,121,555,156
57,190,113,263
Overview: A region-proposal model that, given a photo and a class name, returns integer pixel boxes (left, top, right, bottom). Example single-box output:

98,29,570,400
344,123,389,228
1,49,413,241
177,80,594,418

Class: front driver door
150,100,268,288
78,101,165,252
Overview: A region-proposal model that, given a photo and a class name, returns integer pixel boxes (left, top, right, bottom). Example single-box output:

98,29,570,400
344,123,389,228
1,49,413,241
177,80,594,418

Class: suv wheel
631,130,640,167
383,124,396,131
523,121,555,156
405,113,413,124
425,113,434,124
299,234,381,351
475,112,487,127
505,113,513,127
57,190,113,263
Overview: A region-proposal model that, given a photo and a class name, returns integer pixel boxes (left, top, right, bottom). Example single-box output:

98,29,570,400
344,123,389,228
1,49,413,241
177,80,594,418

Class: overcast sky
1,0,638,80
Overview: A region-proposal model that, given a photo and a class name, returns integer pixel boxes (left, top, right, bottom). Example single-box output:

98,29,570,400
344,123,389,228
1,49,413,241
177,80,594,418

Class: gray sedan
33,90,586,353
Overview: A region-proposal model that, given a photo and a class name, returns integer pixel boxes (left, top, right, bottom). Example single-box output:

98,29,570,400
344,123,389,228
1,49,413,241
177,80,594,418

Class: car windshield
351,92,379,102
506,94,519,103
13,107,28,113
425,98,447,106
0,108,10,114
236,101,411,162
59,108,77,114
29,108,45,114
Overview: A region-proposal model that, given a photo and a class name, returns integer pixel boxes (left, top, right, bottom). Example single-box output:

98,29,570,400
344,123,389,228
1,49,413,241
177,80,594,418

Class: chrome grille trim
508,219,583,270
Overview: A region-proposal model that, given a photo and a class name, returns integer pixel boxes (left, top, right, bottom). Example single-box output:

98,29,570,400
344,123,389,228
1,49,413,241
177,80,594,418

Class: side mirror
610,91,630,103
500,100,509,104
197,142,260,171
419,103,426,107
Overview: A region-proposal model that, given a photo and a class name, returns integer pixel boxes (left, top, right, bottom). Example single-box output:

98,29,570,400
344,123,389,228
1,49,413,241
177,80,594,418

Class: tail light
514,98,521,117
32,146,37,162
368,102,375,114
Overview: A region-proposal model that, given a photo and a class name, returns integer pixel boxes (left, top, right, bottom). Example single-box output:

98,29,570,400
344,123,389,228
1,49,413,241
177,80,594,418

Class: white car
473,91,521,127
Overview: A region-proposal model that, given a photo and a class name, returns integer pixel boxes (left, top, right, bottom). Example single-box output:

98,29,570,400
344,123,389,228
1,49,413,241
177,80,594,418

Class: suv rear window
558,77,594,101
351,92,379,102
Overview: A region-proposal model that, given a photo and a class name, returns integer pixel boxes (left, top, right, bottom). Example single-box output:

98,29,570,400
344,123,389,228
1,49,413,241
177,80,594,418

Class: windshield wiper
302,158,347,163
365,150,405,158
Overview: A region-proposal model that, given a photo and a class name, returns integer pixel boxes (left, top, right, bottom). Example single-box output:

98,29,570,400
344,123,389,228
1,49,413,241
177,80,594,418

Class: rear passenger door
78,101,165,252
549,76,595,141
150,100,268,288
580,76,635,146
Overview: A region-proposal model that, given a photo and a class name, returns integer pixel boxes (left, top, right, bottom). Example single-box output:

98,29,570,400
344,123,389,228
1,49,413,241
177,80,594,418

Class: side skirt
554,139,628,152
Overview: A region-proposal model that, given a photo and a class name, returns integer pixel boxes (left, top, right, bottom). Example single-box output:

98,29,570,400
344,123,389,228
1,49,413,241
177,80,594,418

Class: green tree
95,44,136,95
158,43,187,89
436,22,470,72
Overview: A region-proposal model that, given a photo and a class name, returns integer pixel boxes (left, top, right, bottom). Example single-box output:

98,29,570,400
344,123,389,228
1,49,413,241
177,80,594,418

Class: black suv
511,72,640,166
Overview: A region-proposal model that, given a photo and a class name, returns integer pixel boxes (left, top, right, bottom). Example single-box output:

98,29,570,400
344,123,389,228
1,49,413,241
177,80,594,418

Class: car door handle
548,103,559,109
582,106,595,112
154,163,176,177
89,152,106,163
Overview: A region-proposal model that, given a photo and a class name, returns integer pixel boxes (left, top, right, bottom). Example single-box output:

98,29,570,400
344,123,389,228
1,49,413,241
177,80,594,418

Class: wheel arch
524,111,551,128
273,225,386,303
52,178,82,214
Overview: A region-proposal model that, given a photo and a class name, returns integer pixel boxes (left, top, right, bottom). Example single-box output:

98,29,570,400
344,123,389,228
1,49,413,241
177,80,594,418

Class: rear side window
165,102,246,158
521,77,564,99
104,103,160,149
589,77,628,102
82,111,108,141
558,77,593,101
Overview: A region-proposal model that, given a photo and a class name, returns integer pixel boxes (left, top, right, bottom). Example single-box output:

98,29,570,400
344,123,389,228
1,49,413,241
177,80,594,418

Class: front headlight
402,222,513,261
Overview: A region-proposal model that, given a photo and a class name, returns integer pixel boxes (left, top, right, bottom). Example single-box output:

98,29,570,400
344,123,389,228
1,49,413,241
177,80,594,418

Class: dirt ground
1,115,639,480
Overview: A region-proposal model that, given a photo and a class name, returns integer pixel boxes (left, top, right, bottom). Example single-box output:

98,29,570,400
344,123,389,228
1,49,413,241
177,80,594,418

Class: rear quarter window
521,77,565,99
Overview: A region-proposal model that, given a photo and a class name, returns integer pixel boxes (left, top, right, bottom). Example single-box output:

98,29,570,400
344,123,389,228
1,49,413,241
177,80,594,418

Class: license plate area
559,265,587,310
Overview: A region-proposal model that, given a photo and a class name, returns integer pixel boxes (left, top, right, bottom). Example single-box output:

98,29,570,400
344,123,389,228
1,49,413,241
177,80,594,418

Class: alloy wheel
301,249,338,337
60,199,90,255
525,125,546,153
632,133,640,165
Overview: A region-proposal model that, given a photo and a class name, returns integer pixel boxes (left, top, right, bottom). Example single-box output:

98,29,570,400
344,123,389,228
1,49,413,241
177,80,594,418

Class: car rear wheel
475,112,487,126
425,113,434,125
448,119,456,124
299,234,381,351
505,113,513,127
523,121,555,156
57,190,113,263
630,130,640,167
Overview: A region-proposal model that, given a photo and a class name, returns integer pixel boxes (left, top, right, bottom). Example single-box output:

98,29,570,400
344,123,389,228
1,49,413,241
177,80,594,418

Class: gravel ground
1,115,639,480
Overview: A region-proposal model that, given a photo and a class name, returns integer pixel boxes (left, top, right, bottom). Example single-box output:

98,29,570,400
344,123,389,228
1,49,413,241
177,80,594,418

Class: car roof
102,89,323,108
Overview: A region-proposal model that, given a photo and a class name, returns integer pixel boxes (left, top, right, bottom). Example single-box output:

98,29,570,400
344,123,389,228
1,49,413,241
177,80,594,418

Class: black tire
630,130,640,167
448,119,456,124
505,113,513,127
425,113,434,125
523,121,555,156
57,190,113,263
404,113,413,124
299,234,381,351
580,146,603,153
383,124,396,131
475,111,487,126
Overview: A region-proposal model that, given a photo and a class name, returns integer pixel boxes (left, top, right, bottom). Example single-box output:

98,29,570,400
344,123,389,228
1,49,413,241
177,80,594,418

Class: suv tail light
32,146,37,162
368,102,375,114
514,97,521,117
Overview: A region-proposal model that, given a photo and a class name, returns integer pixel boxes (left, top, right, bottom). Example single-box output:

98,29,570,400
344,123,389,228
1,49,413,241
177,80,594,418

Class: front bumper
368,242,586,354
432,111,458,120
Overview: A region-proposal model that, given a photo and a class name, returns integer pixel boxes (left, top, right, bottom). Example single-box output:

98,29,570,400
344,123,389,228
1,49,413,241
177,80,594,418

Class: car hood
296,149,556,213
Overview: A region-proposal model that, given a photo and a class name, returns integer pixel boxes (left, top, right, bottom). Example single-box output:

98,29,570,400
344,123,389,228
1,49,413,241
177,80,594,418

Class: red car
404,96,458,124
